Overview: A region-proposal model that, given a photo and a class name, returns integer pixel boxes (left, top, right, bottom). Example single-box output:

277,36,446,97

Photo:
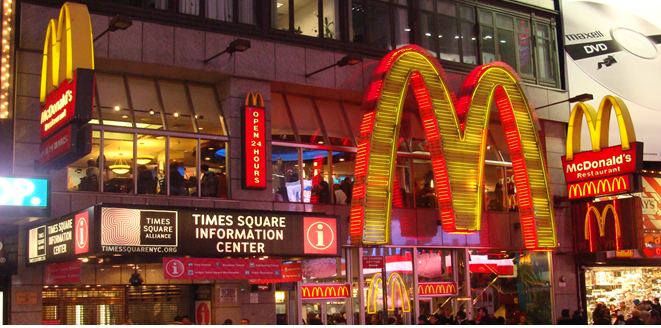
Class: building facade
0,0,578,324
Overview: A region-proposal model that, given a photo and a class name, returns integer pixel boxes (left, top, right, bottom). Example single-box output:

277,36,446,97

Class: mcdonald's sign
417,282,458,297
242,92,266,189
367,272,411,314
350,45,555,249
301,284,350,299
567,175,634,200
561,95,643,198
573,197,643,253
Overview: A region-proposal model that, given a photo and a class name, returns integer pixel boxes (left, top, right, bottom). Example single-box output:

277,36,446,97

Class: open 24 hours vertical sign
242,92,266,189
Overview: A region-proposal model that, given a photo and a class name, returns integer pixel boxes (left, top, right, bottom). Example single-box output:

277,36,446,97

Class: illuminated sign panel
0,176,50,218
562,142,642,184
301,284,350,299
573,197,643,253
28,207,94,264
567,175,634,200
418,282,458,297
350,45,555,249
367,272,411,314
242,92,266,189
40,69,94,140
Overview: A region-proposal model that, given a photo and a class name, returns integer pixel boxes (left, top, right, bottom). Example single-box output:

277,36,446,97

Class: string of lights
0,0,12,119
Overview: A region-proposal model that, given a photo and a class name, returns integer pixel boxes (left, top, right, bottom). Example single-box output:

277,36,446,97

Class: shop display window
272,146,300,202
169,137,198,196
302,148,331,204
68,131,102,192
102,132,134,194
136,135,165,195
332,152,355,205
200,140,228,198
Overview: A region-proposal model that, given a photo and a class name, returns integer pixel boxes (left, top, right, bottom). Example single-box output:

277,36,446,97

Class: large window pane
294,0,319,37
497,29,516,68
272,146,300,202
516,19,533,75
536,24,554,80
413,159,436,208
103,132,134,194
136,135,164,195
460,21,477,64
437,15,459,62
188,84,226,135
303,148,331,204
394,157,413,208
286,95,325,145
342,103,364,144
322,0,339,39
481,26,496,64
159,81,196,133
332,152,354,204
302,256,346,283
394,7,410,48
484,165,506,213
271,94,296,142
127,77,164,130
273,0,289,30
420,13,436,56
350,0,366,43
68,131,101,192
169,137,197,196
238,0,256,24
97,74,132,127
207,0,232,21
417,249,453,282
315,99,354,146
368,1,391,49
200,140,228,198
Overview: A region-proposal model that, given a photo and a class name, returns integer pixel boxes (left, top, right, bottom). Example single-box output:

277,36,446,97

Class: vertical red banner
243,106,266,189
75,211,89,254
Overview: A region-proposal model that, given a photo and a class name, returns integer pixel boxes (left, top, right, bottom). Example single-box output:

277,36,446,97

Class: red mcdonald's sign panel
418,282,458,297
242,92,266,189
301,284,351,299
567,175,635,200
574,197,643,253
562,142,643,184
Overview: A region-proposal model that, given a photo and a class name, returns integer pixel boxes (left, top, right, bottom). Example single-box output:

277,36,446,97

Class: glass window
516,19,533,75
536,24,554,81
273,0,289,30
303,148,331,204
420,12,436,56
437,15,459,62
394,157,413,208
413,159,436,208
238,0,257,24
286,95,325,145
417,249,453,282
271,93,297,142
103,132,134,194
302,256,346,283
272,146,300,202
459,5,473,21
497,29,516,68
315,99,354,146
159,81,196,133
97,74,132,127
68,131,102,192
481,26,496,64
350,0,366,43
342,103,364,144
460,21,477,64
394,7,410,48
127,77,164,130
136,135,164,195
294,0,319,37
169,137,198,196
437,0,456,16
206,0,232,22
420,0,433,11
332,152,354,204
368,1,391,49
200,140,228,198
322,0,340,39
188,84,226,135
484,165,506,213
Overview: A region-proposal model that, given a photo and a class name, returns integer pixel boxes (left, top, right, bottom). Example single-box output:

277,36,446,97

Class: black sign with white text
28,207,94,264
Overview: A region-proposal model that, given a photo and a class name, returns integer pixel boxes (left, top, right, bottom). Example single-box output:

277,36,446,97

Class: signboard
40,69,94,140
242,92,266,189
567,175,635,199
39,123,92,169
249,262,302,284
28,207,94,264
562,142,643,184
362,256,384,270
417,282,458,297
16,292,37,305
44,260,82,284
574,197,644,253
301,284,351,299
98,205,340,257
217,288,238,303
562,0,661,162
0,176,49,218
195,301,211,325
164,257,282,280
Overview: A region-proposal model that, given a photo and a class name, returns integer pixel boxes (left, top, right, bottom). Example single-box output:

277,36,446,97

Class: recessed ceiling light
114,106,120,111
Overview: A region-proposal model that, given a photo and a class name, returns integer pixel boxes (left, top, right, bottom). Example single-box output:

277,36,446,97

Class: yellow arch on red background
349,45,555,249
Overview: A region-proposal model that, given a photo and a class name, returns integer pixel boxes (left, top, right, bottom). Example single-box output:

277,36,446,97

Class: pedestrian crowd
589,297,661,325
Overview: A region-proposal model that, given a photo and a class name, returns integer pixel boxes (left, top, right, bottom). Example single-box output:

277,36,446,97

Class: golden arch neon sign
367,272,411,314
566,95,636,161
350,45,555,249
40,2,95,103
584,203,621,252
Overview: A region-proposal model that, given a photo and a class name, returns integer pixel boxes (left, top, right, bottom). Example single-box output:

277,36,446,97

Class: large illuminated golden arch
349,45,555,249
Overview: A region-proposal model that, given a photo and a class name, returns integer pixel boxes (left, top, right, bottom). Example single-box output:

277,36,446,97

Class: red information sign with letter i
242,92,266,189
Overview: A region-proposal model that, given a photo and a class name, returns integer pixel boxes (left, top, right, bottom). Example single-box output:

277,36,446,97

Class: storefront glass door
302,300,348,325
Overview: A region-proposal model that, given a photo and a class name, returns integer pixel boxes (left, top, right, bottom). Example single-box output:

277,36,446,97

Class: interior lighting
136,155,154,165
110,152,130,175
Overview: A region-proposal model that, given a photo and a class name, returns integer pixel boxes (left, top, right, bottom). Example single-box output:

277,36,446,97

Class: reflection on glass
536,24,554,80
127,77,164,130
97,74,132,127
200,140,228,198
169,137,198,196
516,19,533,75
68,131,102,192
394,158,412,208
189,84,226,135
461,21,477,64
302,256,346,283
481,26,496,64
272,146,300,202
159,81,195,133
303,148,331,204
271,94,297,142
414,159,436,208
206,0,232,21
350,0,366,43
315,99,354,147
368,1,391,49
332,152,354,204
136,135,164,195
417,249,452,282
420,13,436,56
238,0,256,24
394,7,409,48
103,132,134,194
484,165,506,213
286,95,325,145
438,15,459,62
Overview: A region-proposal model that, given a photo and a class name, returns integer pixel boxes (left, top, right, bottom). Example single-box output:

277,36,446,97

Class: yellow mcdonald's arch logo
417,283,457,296
40,2,94,104
585,203,621,251
367,272,411,314
338,285,350,297
245,92,265,108
566,95,636,161
302,284,350,299
350,45,554,249
568,175,628,199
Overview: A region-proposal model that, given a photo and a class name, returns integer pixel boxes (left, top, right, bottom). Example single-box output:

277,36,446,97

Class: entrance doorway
302,300,349,325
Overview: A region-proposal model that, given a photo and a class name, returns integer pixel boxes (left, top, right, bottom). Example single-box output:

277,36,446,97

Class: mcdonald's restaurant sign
301,284,350,299
562,95,643,199
417,282,458,297
573,197,643,253
39,2,95,168
242,92,266,189
350,45,555,249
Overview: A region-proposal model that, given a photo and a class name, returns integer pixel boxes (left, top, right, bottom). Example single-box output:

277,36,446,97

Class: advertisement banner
40,69,94,140
28,207,94,264
44,260,82,284
301,284,351,299
163,257,282,280
573,197,644,253
562,0,661,161
242,104,266,189
562,142,643,184
249,262,302,284
98,205,340,257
